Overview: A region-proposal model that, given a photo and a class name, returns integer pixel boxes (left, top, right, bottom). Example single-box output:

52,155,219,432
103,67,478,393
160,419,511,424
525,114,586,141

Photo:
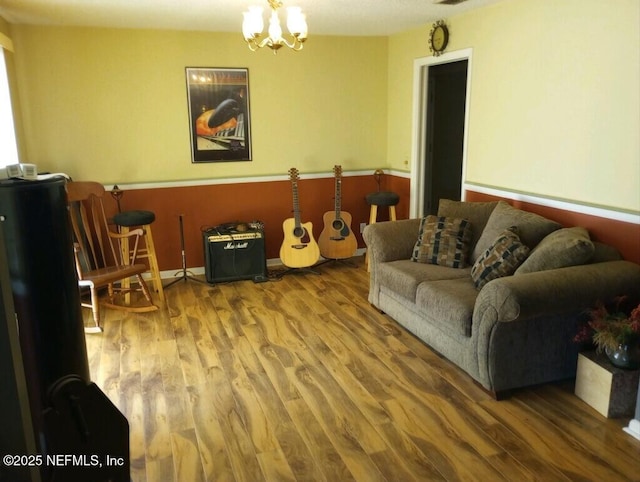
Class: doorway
409,49,472,218
424,60,467,215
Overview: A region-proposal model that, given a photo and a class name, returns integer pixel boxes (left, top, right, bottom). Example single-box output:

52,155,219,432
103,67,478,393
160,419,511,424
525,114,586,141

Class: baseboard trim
154,247,367,280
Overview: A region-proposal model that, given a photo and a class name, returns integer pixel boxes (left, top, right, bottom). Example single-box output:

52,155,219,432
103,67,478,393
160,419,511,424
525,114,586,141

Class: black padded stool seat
113,209,155,227
365,191,400,207
112,209,164,304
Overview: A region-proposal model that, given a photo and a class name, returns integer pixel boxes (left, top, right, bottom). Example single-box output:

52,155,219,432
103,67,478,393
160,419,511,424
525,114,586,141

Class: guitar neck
334,176,342,218
292,180,302,227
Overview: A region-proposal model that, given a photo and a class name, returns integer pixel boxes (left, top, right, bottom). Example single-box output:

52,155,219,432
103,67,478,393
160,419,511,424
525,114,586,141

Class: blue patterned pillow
412,215,473,268
471,227,530,289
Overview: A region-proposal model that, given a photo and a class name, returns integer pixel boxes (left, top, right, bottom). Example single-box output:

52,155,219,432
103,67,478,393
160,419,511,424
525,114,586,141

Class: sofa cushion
472,201,561,261
415,277,478,337
590,242,623,263
438,199,499,258
411,215,473,268
515,227,594,274
377,259,471,302
471,227,530,289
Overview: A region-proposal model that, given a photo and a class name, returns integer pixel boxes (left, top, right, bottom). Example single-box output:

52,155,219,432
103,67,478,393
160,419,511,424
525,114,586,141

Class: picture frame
185,67,252,163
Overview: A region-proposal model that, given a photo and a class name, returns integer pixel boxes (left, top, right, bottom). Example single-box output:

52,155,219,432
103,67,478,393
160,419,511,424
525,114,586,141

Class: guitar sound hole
293,227,312,244
332,219,344,231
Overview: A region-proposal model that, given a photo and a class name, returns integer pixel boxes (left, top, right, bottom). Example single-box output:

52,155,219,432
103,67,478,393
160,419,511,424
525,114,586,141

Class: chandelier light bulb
286,7,307,38
242,6,264,40
268,9,283,42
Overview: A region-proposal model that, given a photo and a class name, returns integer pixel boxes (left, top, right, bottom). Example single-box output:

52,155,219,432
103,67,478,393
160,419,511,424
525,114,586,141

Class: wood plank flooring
83,256,640,481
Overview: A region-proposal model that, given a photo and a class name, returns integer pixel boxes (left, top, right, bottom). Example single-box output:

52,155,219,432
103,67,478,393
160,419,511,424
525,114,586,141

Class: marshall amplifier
203,224,268,283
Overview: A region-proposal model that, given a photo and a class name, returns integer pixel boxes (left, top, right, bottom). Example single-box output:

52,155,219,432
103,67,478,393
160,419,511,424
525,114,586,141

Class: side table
574,351,640,418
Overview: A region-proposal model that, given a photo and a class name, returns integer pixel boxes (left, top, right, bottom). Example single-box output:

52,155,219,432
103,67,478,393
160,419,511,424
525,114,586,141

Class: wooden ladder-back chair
66,181,158,333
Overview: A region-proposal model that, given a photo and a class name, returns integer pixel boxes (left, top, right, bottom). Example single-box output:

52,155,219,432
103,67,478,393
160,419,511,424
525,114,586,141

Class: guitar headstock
288,168,300,181
333,165,343,178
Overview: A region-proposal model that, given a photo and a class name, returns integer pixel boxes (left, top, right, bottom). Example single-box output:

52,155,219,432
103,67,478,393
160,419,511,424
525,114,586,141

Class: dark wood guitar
280,168,320,268
318,165,358,260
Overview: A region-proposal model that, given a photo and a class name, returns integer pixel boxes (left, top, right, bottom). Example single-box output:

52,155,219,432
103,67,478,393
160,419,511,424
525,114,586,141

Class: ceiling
0,0,503,36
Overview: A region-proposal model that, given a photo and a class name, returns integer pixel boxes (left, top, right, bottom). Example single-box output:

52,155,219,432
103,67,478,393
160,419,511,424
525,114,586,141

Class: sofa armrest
474,260,640,325
363,218,421,263
472,260,640,392
363,218,422,307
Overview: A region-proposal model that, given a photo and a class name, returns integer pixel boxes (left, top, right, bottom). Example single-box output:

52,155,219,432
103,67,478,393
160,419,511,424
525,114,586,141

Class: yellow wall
0,17,10,40
386,0,640,213
5,0,640,213
9,25,388,183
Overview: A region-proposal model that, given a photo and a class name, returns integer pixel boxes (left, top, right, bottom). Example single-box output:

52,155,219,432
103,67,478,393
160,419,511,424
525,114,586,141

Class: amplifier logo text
224,242,249,250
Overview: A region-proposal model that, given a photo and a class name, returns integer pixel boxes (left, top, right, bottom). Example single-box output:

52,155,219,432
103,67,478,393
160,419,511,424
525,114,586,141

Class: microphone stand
164,214,208,288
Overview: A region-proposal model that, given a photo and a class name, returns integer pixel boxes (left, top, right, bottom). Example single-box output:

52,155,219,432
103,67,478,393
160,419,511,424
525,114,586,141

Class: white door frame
409,48,473,218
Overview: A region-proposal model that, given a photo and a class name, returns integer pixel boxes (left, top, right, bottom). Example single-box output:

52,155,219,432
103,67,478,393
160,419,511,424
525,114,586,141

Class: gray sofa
363,199,640,397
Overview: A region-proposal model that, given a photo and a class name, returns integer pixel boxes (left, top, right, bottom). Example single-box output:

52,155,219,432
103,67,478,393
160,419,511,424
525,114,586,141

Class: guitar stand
274,266,321,279
316,257,358,268
164,214,209,289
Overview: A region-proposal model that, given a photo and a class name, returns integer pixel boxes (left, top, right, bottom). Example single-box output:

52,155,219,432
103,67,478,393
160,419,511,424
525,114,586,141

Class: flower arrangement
574,296,640,353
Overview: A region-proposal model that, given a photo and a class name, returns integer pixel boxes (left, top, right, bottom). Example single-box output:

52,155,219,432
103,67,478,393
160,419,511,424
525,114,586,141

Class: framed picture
185,67,252,163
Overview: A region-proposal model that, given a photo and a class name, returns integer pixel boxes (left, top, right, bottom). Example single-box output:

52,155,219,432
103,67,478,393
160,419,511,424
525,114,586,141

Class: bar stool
366,191,400,225
113,210,165,304
365,183,400,271
366,169,399,225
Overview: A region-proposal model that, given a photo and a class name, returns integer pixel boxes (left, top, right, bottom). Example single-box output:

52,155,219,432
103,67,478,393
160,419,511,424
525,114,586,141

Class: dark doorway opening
423,60,468,215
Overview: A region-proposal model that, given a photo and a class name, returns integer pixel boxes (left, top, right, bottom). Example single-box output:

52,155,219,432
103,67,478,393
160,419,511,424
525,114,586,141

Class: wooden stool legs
368,205,397,225
142,225,165,303
120,224,165,304
365,204,397,271
368,205,378,226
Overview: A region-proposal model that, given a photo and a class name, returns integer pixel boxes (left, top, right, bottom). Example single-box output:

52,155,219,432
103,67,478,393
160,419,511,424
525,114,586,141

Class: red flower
574,299,640,353
573,324,593,344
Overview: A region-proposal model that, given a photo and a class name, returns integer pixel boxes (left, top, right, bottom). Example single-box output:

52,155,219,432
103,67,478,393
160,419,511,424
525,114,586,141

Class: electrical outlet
360,222,367,233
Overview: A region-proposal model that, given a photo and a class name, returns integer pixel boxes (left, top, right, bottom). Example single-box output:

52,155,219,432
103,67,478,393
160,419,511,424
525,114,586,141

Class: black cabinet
0,177,129,482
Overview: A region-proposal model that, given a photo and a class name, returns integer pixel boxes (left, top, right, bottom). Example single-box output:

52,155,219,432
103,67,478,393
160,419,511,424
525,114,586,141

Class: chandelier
242,0,308,53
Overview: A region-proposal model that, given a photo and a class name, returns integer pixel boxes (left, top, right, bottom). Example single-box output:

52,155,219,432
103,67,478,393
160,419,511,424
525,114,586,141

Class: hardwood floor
83,257,640,481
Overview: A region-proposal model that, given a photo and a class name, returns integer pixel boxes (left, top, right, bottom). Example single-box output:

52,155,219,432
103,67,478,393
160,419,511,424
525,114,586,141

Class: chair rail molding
465,182,640,225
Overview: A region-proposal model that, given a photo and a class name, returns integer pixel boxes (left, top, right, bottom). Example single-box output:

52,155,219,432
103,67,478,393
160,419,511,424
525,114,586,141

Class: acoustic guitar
318,165,358,260
280,168,320,268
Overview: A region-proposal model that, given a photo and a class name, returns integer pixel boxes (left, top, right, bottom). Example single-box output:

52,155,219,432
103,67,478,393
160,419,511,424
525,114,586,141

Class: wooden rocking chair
66,181,158,333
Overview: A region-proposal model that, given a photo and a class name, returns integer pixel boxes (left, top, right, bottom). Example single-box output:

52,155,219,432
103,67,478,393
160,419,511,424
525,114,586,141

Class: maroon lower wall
105,173,411,271
103,174,638,270
465,190,640,265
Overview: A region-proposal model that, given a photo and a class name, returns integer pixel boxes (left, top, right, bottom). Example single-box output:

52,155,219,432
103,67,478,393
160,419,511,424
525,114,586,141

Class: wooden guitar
280,168,320,268
318,165,358,260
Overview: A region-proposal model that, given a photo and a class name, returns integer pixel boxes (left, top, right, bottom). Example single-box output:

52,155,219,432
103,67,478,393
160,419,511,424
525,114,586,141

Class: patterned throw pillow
471,227,530,289
411,215,473,268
